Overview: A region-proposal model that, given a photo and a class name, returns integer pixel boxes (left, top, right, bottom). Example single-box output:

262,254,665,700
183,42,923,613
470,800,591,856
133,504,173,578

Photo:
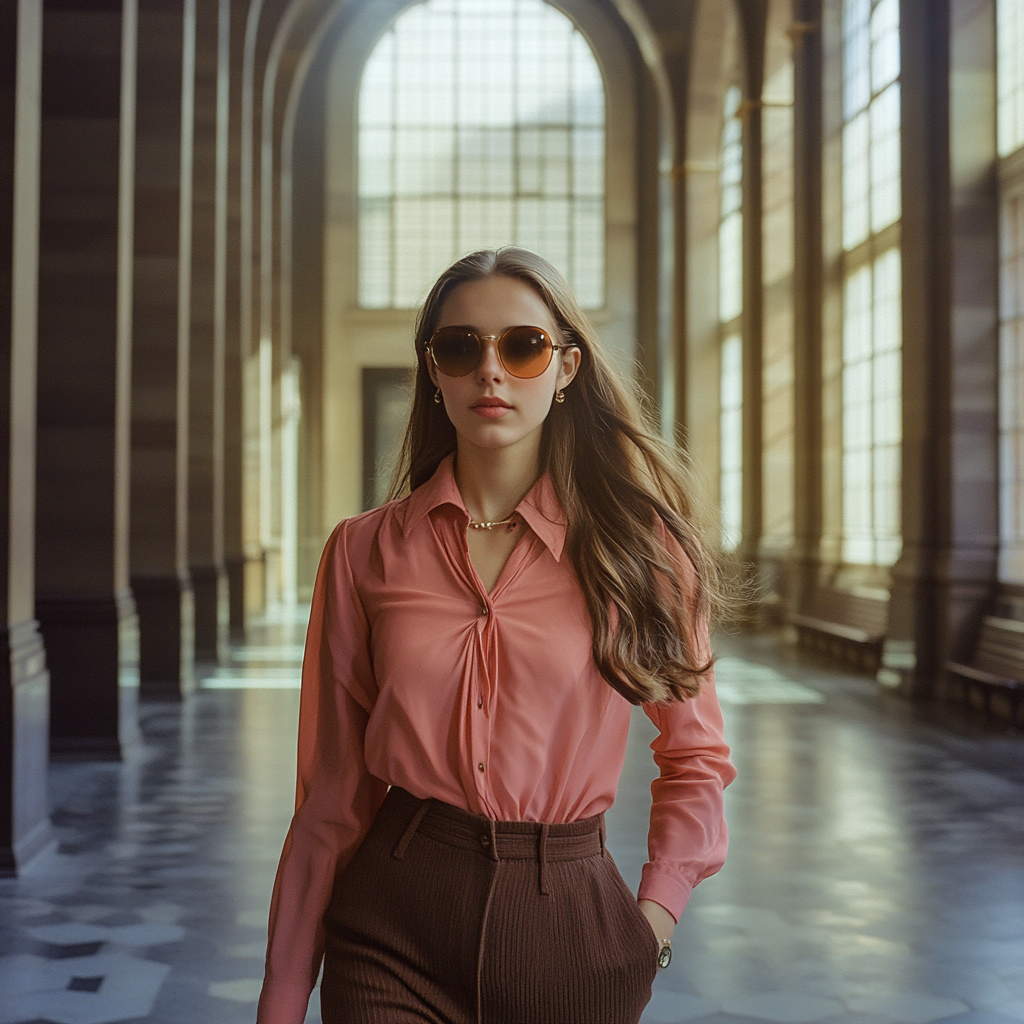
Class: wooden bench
789,588,889,671
947,616,1024,726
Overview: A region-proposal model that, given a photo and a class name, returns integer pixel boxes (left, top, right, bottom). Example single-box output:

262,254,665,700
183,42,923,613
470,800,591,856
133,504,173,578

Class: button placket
475,601,495,714
470,617,494,802
461,520,497,799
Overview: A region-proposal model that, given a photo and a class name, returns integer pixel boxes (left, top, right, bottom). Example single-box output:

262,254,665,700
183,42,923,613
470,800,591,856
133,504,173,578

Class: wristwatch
657,939,672,969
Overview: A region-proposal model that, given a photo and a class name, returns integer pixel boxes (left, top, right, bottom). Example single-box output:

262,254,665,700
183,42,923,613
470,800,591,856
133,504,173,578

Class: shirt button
478,762,485,772
477,698,483,709
479,607,488,616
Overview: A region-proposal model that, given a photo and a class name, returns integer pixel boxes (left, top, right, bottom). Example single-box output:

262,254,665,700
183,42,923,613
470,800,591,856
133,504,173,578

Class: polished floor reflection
1,618,1022,1024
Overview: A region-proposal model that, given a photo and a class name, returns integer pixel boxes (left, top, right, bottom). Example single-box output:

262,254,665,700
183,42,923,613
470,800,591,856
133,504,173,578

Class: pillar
131,0,196,698
879,0,999,698
35,0,139,757
939,0,1000,671
290,38,327,596
1,0,52,874
790,1,824,615
190,0,226,661
737,3,766,575
224,0,246,639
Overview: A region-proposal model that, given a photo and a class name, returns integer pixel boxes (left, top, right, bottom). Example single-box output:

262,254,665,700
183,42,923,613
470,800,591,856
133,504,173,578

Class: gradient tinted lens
500,327,553,378
429,326,554,378
429,328,481,377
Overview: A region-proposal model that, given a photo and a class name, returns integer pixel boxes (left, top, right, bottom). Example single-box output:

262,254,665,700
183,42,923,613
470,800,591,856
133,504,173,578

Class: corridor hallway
1,624,1022,1024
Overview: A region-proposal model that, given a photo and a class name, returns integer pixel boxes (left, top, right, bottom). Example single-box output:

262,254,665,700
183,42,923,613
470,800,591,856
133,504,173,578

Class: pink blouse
258,455,735,1024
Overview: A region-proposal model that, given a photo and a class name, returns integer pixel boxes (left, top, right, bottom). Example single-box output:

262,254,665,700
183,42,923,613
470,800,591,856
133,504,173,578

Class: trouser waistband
386,786,606,894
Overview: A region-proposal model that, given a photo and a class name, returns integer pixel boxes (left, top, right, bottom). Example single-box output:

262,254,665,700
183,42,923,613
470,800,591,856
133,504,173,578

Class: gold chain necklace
467,514,518,530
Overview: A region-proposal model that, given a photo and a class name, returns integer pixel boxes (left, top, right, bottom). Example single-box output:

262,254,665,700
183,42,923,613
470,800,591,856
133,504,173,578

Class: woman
257,248,735,1024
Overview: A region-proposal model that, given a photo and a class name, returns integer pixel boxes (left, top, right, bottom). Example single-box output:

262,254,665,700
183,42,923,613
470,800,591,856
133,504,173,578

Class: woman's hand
637,898,675,944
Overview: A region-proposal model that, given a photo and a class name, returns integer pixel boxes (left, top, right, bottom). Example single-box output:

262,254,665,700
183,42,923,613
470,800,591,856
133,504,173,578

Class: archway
315,0,641,547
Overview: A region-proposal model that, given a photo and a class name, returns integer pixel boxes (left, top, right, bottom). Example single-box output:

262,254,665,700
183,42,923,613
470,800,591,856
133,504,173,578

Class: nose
475,336,505,382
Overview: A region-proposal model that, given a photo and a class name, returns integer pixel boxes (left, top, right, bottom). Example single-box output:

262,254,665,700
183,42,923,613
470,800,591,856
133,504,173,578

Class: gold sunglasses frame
426,325,574,379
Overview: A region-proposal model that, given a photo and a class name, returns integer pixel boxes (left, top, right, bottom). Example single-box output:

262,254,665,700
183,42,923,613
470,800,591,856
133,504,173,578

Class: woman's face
428,275,580,457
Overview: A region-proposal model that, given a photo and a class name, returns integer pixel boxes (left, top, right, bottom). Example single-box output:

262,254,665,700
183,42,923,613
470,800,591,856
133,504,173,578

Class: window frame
719,84,744,553
997,134,1024,582
355,0,608,310
838,0,904,568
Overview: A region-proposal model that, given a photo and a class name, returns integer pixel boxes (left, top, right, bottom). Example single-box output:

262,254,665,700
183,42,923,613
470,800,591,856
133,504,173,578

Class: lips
471,396,513,419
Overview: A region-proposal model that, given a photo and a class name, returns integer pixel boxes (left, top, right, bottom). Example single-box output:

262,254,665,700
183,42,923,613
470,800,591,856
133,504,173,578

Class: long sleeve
257,522,389,1024
636,529,736,921
637,674,735,920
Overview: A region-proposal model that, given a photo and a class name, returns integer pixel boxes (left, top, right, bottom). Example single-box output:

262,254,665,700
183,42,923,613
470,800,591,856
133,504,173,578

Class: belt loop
393,798,431,859
538,823,550,895
488,818,498,861
599,817,606,856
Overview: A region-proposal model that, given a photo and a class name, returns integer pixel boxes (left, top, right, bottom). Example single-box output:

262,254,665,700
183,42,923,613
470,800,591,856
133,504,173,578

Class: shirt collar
401,453,566,562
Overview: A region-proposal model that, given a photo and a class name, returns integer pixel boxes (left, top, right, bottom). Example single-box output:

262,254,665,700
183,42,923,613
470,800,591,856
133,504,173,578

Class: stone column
737,3,766,576
223,0,246,640
940,0,1000,670
1,0,52,874
190,0,226,662
662,14,696,443
790,1,823,615
131,0,196,698
879,0,999,697
35,0,139,758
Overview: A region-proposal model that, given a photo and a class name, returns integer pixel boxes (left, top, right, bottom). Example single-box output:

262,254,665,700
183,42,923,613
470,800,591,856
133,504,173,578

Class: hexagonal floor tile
720,991,845,1023
642,989,717,1022
844,993,970,1022
0,951,169,1024
26,922,184,947
209,977,264,1003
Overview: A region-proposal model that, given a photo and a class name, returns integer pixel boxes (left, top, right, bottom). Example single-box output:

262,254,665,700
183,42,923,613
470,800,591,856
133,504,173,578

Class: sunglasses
427,325,573,379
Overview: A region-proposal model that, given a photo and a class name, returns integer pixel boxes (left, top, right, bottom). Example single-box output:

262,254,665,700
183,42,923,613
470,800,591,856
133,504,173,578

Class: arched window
357,0,605,309
998,0,1024,581
719,85,743,552
840,0,902,566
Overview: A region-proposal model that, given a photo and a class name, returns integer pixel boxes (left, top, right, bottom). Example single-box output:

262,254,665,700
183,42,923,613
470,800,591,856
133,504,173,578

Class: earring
555,389,566,404
434,387,442,405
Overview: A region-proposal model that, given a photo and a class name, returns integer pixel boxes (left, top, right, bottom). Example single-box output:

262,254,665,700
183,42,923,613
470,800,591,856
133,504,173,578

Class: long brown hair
390,247,723,704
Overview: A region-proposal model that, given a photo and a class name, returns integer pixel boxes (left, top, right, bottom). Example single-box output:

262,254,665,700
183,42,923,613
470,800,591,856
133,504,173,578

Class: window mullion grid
389,28,399,307
868,262,877,563
568,33,576,290
358,0,606,309
453,8,461,258
840,0,903,565
512,0,520,246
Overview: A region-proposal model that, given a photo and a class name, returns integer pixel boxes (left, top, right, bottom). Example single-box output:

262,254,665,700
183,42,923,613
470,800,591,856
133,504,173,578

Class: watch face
657,943,672,969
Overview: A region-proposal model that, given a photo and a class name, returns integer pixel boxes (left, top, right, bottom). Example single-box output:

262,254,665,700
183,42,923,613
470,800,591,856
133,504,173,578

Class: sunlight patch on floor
713,656,824,705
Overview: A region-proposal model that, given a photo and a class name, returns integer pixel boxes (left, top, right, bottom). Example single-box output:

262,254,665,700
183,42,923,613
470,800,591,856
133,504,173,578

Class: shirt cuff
256,979,314,1024
638,862,695,924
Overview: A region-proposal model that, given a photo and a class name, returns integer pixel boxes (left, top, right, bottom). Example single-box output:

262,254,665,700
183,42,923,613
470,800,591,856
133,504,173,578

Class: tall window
840,0,902,565
719,86,743,552
358,0,605,308
998,0,1024,158
1000,194,1024,581
998,0,1024,582
761,57,795,547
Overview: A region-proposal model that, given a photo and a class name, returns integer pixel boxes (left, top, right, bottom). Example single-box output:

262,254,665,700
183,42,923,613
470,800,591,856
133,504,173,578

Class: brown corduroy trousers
321,786,659,1024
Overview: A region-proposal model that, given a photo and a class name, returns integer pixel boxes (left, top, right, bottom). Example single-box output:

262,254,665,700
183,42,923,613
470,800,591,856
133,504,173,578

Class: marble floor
1,614,1023,1024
